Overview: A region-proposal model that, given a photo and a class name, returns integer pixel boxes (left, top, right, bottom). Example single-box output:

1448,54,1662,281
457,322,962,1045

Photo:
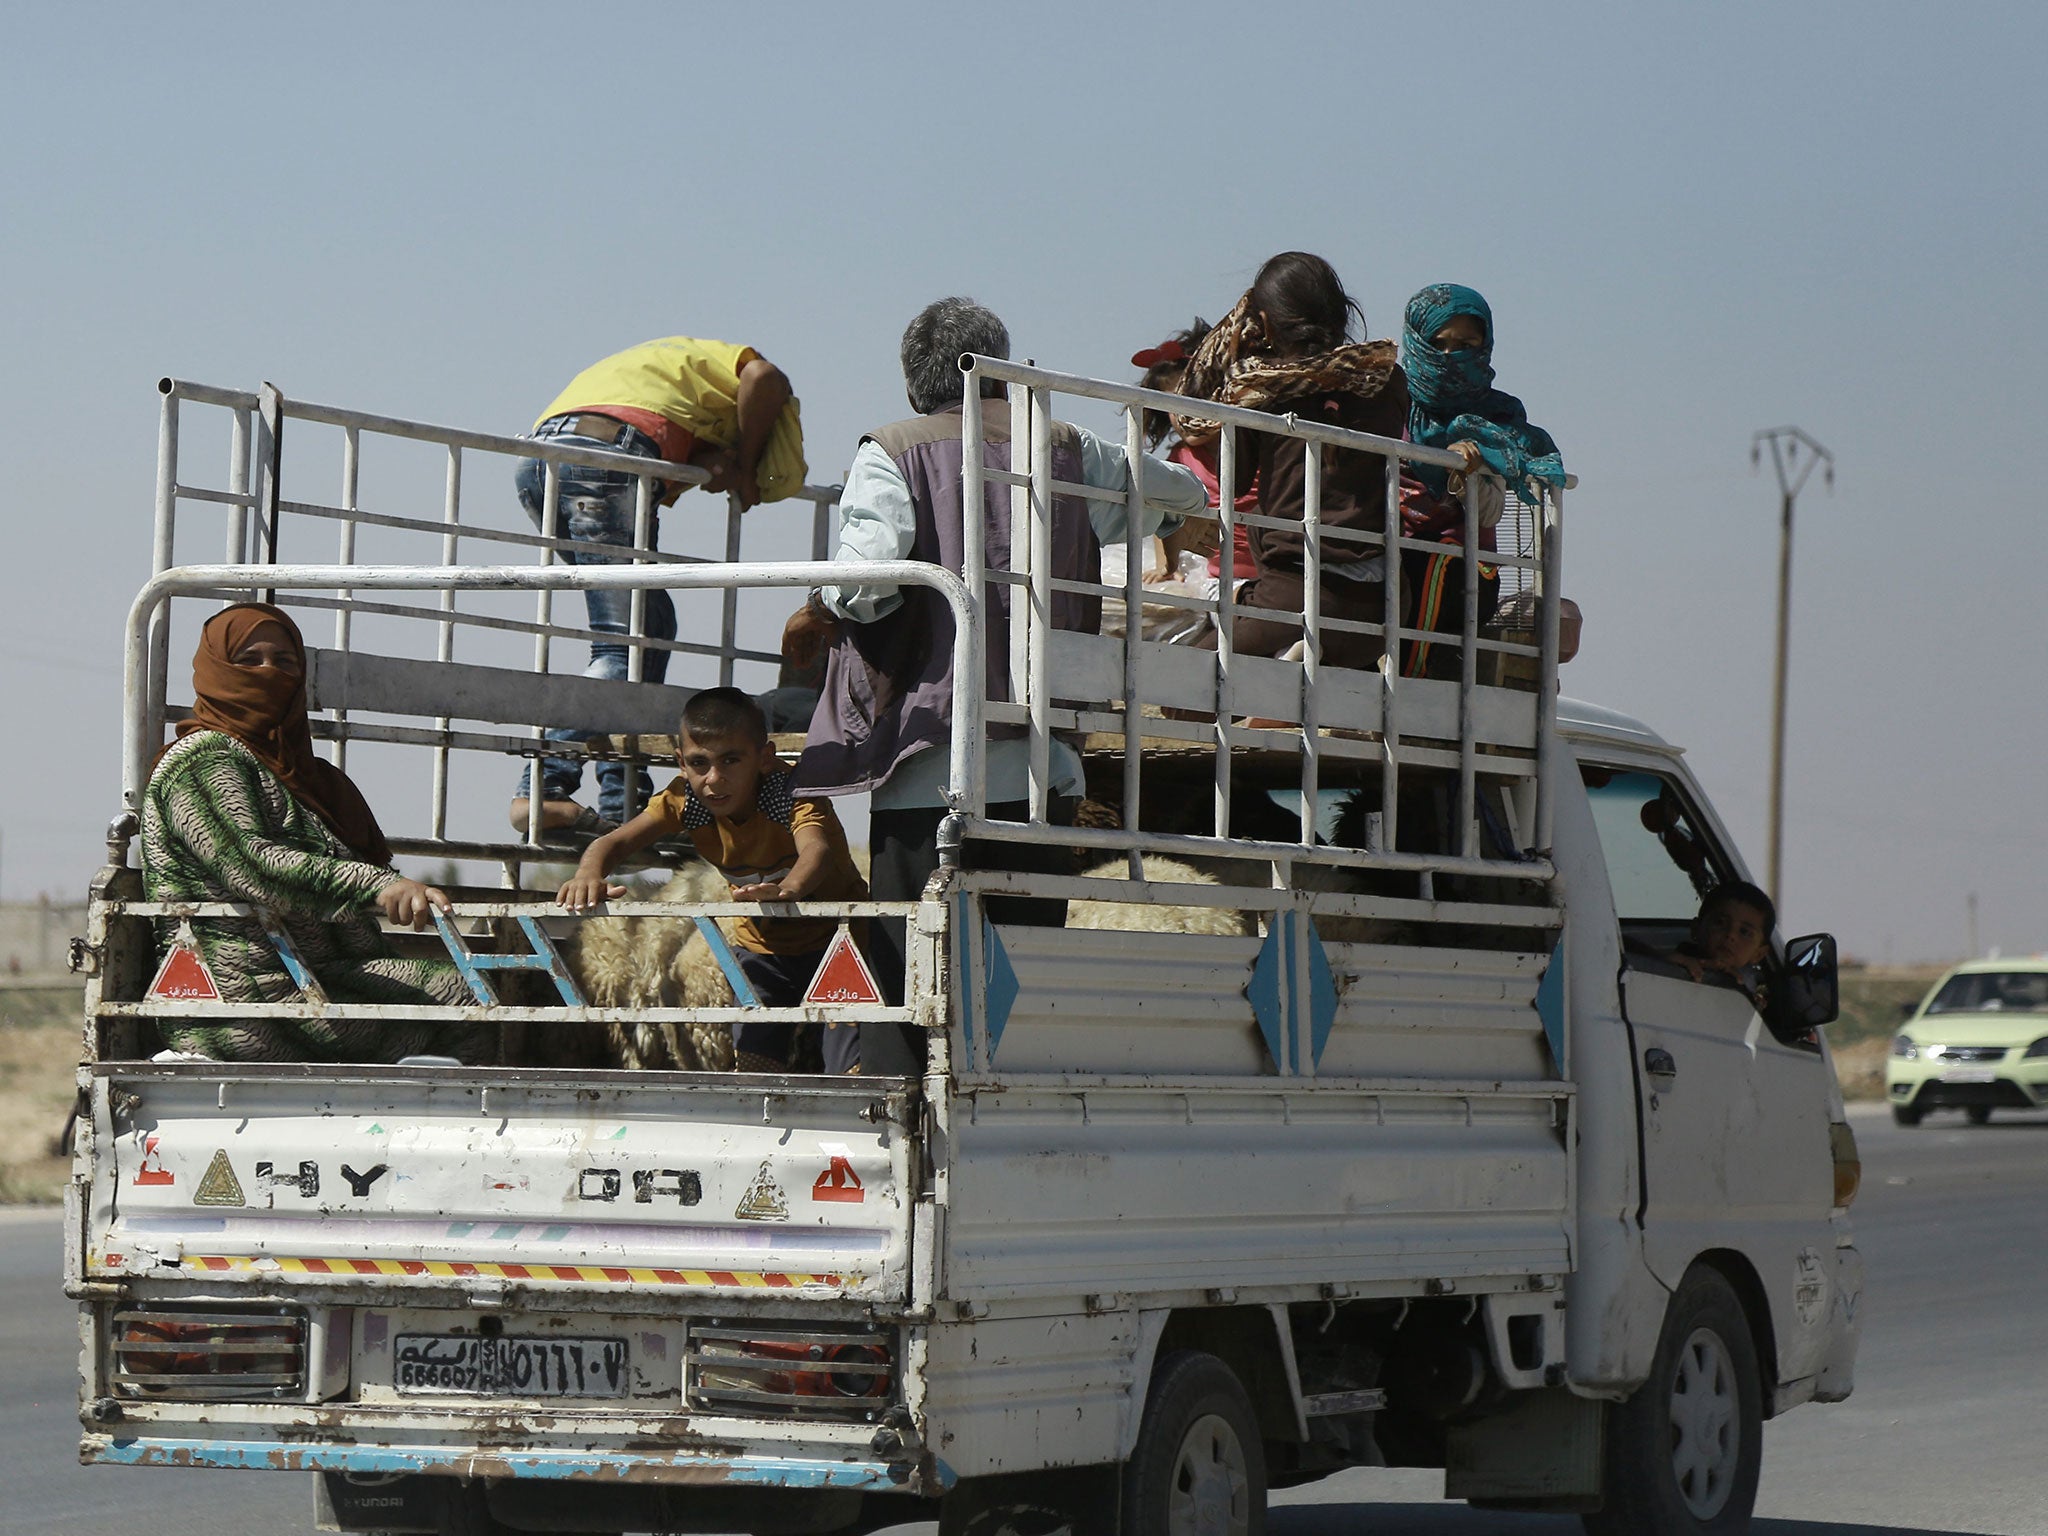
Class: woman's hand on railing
377,877,452,931
1444,440,1485,492
556,873,627,912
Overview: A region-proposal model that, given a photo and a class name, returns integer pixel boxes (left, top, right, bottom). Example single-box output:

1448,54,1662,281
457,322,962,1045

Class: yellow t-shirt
536,336,809,502
647,767,866,956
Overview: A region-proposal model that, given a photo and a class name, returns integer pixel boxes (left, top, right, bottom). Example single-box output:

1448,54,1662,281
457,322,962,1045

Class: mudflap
317,1471,446,1532
1444,1387,1604,1508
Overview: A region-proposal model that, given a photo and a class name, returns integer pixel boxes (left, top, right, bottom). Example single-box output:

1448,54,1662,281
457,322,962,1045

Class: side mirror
1779,933,1839,1029
1897,1000,1920,1022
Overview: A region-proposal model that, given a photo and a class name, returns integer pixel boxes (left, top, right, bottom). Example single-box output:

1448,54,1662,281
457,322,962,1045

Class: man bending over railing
511,334,806,835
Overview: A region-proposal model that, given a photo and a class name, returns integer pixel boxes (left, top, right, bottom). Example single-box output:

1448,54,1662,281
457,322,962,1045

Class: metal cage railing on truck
92,366,1564,1064
950,353,1567,882
94,370,1574,1070
139,371,1566,885
147,378,845,867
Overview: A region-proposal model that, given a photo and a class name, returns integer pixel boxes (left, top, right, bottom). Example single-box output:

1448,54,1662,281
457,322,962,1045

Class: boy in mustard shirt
557,688,865,1073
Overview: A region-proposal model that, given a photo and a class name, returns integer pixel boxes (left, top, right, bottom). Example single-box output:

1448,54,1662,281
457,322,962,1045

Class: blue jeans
513,420,678,822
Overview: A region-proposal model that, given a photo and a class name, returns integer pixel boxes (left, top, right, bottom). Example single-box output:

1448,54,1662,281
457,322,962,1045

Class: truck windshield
1925,971,2048,1013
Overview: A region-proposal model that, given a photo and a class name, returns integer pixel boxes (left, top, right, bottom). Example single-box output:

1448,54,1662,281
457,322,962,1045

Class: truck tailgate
87,1064,913,1303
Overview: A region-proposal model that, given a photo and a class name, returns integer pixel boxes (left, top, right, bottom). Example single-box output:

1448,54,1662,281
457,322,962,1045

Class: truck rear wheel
1584,1266,1761,1536
1120,1349,1265,1536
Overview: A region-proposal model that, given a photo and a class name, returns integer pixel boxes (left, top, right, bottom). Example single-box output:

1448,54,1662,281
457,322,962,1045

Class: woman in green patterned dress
141,603,489,1062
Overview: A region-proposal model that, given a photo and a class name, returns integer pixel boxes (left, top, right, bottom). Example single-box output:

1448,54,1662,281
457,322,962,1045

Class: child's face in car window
1695,899,1770,972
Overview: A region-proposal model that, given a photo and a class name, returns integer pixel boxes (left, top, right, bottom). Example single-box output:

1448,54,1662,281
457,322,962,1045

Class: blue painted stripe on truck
86,1435,954,1489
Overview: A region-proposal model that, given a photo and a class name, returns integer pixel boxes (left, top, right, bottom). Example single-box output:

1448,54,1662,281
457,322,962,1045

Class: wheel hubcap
1668,1326,1741,1519
1167,1411,1250,1536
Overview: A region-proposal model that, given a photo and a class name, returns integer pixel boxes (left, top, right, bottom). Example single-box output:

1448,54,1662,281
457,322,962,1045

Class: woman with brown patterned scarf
1182,252,1409,670
140,604,490,1063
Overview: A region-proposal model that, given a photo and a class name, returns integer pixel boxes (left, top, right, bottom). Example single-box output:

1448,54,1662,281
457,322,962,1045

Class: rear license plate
1940,1069,1998,1084
393,1335,628,1397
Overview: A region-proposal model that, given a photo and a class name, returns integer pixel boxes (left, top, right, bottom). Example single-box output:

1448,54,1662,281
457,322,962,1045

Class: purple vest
795,405,1095,797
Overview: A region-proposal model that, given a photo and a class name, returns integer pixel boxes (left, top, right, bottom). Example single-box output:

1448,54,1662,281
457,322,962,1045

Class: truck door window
1579,767,1727,955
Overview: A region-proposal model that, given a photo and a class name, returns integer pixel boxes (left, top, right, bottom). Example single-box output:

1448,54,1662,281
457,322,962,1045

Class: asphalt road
5,1102,2044,1536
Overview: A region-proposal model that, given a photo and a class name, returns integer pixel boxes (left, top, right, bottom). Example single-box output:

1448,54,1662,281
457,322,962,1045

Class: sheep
1065,855,1257,938
562,842,877,1074
563,864,738,1072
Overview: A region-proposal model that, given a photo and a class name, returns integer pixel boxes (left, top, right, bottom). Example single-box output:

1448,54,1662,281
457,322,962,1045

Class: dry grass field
0,983,82,1205
1829,964,1944,1101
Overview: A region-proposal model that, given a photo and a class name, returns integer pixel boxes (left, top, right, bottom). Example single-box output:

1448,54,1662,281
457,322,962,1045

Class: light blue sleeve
818,439,918,624
1074,426,1207,544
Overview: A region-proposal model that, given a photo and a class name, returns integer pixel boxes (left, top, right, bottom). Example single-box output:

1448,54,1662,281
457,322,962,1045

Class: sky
1,1,2042,964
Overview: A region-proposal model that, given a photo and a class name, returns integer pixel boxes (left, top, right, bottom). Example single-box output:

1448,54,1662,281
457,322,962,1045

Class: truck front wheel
1585,1266,1762,1536
1120,1349,1266,1536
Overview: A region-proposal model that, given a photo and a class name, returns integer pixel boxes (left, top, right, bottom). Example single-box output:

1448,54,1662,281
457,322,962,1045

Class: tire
1891,1103,1923,1127
1966,1105,1993,1126
1120,1350,1266,1536
1585,1266,1762,1536
933,1474,1081,1531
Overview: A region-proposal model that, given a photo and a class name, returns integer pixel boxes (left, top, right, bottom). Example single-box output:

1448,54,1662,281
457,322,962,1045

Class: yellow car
1887,958,2048,1125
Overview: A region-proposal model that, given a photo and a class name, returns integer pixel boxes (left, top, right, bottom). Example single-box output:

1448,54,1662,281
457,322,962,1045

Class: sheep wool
1065,856,1255,938
563,864,736,1072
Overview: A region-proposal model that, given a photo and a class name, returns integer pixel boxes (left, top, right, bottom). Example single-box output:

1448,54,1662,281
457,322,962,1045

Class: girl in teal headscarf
1398,284,1564,677
1401,283,1564,505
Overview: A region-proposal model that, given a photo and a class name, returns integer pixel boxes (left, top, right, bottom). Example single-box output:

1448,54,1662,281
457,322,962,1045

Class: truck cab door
1578,765,1839,1389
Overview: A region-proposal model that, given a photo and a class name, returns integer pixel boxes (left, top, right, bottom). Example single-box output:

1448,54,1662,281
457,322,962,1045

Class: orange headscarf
171,603,393,866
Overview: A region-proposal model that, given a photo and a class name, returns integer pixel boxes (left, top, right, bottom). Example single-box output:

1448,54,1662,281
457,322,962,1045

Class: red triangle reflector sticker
804,927,882,1007
148,945,221,1002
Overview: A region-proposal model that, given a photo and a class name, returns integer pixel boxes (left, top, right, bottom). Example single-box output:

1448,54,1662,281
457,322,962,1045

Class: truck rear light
686,1323,894,1421
1829,1121,1861,1209
111,1307,307,1400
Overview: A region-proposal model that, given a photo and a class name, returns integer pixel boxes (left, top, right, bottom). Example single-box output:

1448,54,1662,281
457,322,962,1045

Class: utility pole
1751,427,1834,905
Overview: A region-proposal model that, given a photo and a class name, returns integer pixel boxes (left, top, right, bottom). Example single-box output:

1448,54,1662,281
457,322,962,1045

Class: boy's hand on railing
378,878,452,931
782,602,839,671
556,874,627,912
728,878,793,902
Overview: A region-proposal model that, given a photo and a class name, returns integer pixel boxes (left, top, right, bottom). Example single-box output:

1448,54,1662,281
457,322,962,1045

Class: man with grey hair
785,296,1206,1074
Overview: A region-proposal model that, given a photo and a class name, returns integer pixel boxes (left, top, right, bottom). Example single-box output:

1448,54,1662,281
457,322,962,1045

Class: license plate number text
393,1334,628,1397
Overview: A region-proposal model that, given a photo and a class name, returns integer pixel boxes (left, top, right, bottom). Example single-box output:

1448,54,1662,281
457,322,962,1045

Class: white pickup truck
66,366,1863,1536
